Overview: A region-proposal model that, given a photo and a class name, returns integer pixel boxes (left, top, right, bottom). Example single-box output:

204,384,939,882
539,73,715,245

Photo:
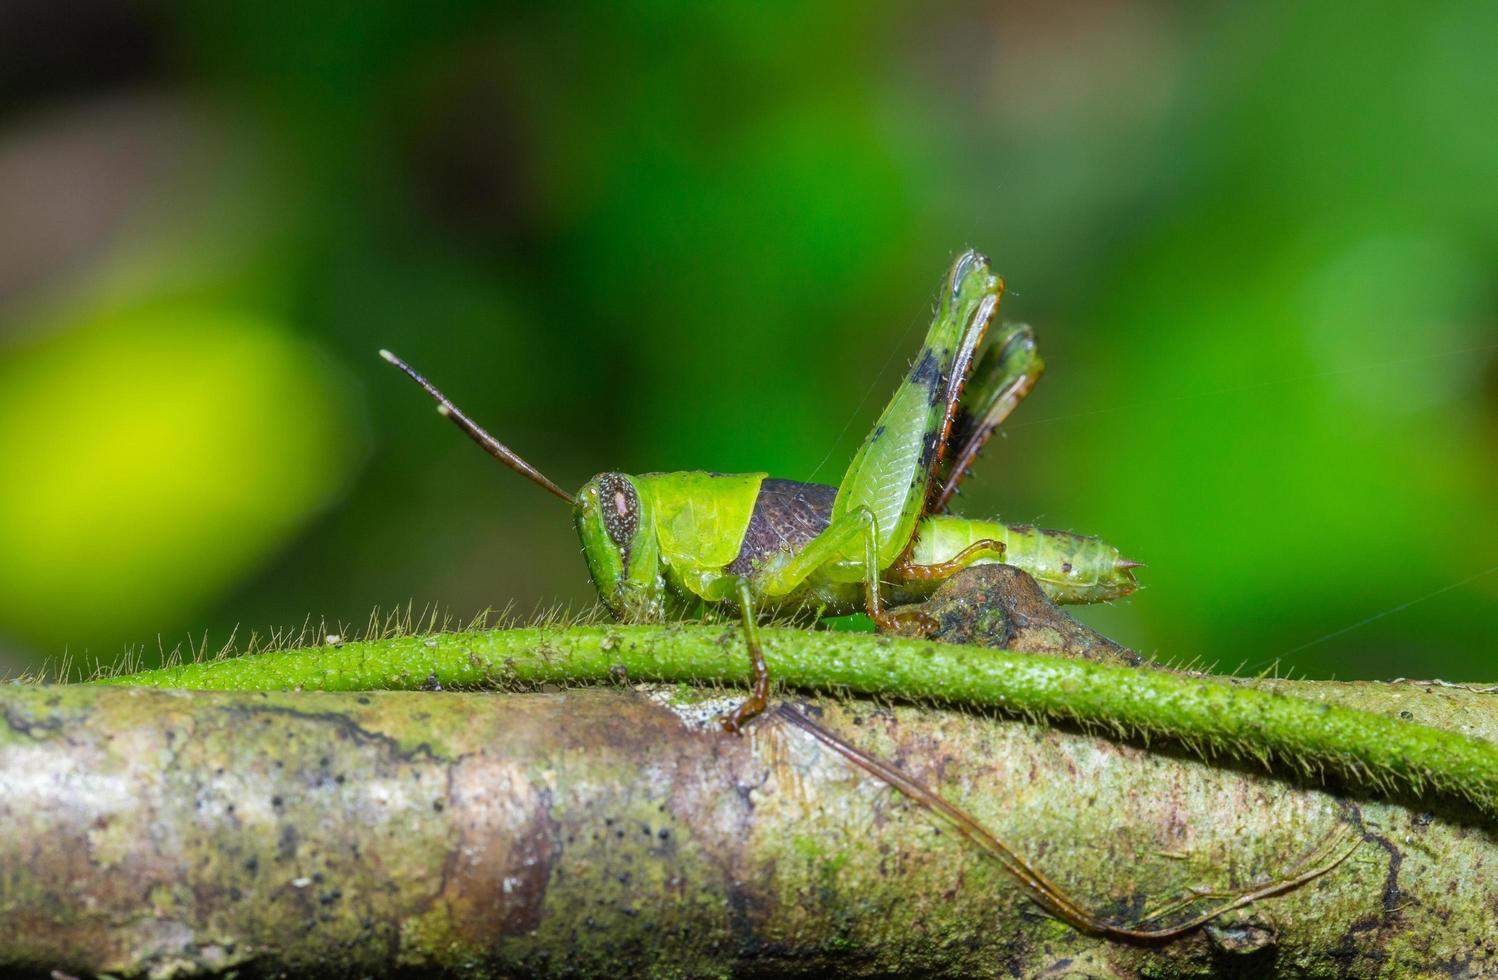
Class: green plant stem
98,623,1498,819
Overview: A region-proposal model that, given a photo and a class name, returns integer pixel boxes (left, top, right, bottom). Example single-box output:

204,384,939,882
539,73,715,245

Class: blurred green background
1,1,1495,680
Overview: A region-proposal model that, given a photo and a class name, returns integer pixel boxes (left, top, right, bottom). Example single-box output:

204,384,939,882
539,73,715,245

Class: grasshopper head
575,472,667,621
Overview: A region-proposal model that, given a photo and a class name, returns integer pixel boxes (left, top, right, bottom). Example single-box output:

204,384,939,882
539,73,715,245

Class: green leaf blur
0,1,1493,679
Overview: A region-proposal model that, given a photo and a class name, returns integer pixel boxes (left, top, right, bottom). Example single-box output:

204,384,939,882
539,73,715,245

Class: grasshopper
382,250,1139,731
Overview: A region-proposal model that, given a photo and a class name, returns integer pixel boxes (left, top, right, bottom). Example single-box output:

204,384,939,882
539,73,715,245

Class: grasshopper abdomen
712,477,1138,610
907,516,1139,605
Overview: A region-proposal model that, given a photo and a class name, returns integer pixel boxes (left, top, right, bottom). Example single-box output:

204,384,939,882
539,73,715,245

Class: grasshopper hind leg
862,521,944,636
869,605,940,636
879,537,1009,636
778,705,1361,940
891,538,1008,583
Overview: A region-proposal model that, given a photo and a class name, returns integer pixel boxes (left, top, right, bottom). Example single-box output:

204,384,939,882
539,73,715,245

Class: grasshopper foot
872,607,939,637
720,693,769,734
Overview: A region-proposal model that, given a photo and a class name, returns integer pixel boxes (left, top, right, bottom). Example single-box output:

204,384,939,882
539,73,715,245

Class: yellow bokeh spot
0,306,362,651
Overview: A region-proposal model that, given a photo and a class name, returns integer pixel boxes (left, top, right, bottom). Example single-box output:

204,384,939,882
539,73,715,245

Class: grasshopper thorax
575,472,665,621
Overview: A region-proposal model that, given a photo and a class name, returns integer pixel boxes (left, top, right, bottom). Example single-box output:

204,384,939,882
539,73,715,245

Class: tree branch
98,599,1498,821
3,569,1495,976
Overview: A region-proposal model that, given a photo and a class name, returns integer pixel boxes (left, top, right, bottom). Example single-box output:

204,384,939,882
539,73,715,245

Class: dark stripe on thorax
724,479,836,576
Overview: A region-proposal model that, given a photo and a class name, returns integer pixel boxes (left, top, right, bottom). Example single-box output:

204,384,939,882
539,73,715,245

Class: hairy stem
100,623,1498,819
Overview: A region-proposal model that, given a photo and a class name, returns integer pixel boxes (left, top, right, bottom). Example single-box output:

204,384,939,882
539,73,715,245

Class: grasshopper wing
930,322,1044,514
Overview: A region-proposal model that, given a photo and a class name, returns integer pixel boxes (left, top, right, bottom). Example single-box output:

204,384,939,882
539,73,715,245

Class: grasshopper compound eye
595,473,640,548
581,472,642,574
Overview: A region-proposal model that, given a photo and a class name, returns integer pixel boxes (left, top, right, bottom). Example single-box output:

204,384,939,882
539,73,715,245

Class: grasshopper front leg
719,505,939,732
720,580,771,733
747,505,929,629
716,508,876,732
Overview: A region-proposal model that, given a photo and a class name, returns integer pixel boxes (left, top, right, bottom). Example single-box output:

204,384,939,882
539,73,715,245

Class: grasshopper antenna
379,350,578,506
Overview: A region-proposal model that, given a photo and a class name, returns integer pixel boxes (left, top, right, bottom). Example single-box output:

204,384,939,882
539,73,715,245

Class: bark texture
4,679,1498,977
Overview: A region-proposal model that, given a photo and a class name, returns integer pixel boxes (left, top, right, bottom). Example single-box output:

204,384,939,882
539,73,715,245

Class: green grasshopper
381,250,1139,731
